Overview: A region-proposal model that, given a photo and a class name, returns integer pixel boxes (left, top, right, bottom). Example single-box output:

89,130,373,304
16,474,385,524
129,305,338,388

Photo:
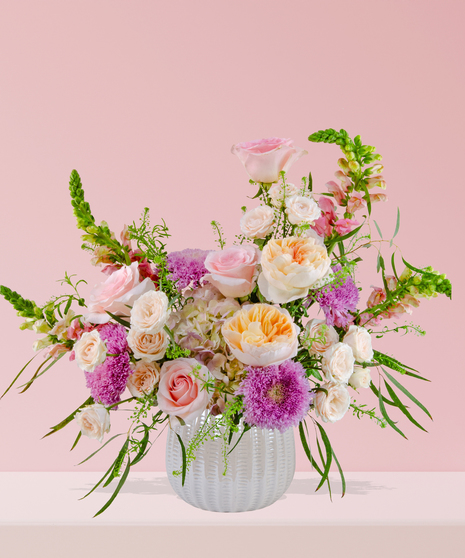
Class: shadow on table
282,477,395,497
73,475,394,497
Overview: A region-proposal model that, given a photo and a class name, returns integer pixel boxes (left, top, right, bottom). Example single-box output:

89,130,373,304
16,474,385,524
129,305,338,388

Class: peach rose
314,382,350,423
75,404,111,442
303,318,339,355
127,360,161,398
127,328,169,361
74,330,107,372
130,290,170,334
158,358,213,422
349,365,372,390
231,138,307,183
204,245,260,299
87,262,155,324
258,237,331,304
240,206,275,239
285,195,321,226
222,303,300,367
343,325,373,363
321,342,355,384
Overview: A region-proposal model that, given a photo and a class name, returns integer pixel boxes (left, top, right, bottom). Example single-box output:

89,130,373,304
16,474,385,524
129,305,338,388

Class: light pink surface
0,0,463,473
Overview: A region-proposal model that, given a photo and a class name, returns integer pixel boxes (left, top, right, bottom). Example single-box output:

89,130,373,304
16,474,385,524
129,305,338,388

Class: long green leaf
298,421,323,475
130,425,150,466
43,396,94,439
103,439,129,488
79,459,118,500
391,252,399,280
315,435,332,499
369,382,397,406
382,369,432,420
1,354,38,399
76,433,124,465
105,311,130,328
391,207,400,244
70,431,82,451
373,220,383,238
361,183,371,215
175,432,187,486
383,379,427,433
227,424,251,455
18,355,54,393
315,422,333,493
308,172,313,192
377,383,407,439
93,457,131,518
317,421,345,497
335,224,363,243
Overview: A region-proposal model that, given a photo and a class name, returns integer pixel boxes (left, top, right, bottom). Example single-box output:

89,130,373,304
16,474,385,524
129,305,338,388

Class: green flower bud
348,161,360,172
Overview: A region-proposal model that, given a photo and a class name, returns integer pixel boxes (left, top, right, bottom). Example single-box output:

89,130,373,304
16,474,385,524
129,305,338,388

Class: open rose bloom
0,129,451,516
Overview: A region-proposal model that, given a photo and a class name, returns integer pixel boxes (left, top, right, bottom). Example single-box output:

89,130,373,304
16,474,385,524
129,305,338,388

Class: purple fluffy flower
238,360,313,432
167,248,210,290
312,265,359,328
84,323,130,406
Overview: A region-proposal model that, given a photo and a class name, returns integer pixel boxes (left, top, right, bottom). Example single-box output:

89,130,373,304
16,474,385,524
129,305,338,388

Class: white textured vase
165,412,295,512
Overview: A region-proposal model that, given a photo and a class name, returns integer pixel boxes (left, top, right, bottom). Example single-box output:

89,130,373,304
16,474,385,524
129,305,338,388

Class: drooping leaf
391,207,401,246
298,421,323,475
377,383,407,439
70,431,82,451
315,422,333,494
227,424,251,455
383,379,427,432
391,252,399,280
93,457,131,518
175,432,187,486
369,382,397,406
105,311,131,328
130,425,151,466
43,396,94,439
1,354,38,399
382,369,432,420
76,433,124,465
373,220,383,238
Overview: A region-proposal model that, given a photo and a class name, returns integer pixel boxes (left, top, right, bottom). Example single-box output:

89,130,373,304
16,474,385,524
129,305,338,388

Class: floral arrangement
1,129,451,516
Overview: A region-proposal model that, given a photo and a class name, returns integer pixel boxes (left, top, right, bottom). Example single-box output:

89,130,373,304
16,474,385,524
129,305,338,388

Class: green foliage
351,400,387,428
0,285,39,318
211,220,227,249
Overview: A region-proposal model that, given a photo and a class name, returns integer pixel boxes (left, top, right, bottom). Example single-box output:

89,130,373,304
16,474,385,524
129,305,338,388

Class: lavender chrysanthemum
84,323,130,406
238,360,313,432
312,265,359,328
167,248,210,290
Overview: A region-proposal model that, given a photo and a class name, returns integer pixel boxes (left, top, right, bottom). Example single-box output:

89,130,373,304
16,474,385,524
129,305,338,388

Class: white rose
127,328,169,361
343,325,374,363
130,290,170,334
305,227,325,246
75,404,111,443
349,365,372,389
74,330,107,372
258,236,331,304
303,319,339,355
314,382,351,423
127,361,161,398
268,182,301,208
321,342,355,383
285,195,321,225
240,205,275,239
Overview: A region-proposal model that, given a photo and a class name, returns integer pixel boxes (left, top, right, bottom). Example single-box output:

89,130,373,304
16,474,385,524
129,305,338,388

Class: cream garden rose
303,318,339,355
321,342,355,384
75,404,111,443
157,358,213,422
258,236,331,304
74,330,107,372
349,365,372,389
314,382,351,423
130,290,170,335
285,195,321,226
222,303,299,367
240,205,275,239
127,360,161,398
127,328,169,361
204,245,260,299
343,325,374,363
268,182,301,208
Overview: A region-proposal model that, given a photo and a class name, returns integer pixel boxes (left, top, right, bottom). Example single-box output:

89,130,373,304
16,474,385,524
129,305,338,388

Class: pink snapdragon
334,218,359,236
370,193,388,203
347,191,367,214
67,318,95,341
325,181,346,205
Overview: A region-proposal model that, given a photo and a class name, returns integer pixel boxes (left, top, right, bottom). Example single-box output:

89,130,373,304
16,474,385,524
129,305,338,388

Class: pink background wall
0,0,463,473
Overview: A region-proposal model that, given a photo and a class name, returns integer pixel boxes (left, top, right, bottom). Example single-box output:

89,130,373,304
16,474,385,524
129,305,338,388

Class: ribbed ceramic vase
165,412,296,512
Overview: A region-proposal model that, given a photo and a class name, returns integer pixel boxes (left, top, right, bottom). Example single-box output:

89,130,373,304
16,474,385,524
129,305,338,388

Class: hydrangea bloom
167,248,210,290
311,265,359,328
84,323,131,406
238,359,313,432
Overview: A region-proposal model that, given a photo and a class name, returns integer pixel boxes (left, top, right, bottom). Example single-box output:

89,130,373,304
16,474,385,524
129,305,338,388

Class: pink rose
204,245,260,298
158,358,213,422
231,137,307,183
87,262,156,324
334,218,359,236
